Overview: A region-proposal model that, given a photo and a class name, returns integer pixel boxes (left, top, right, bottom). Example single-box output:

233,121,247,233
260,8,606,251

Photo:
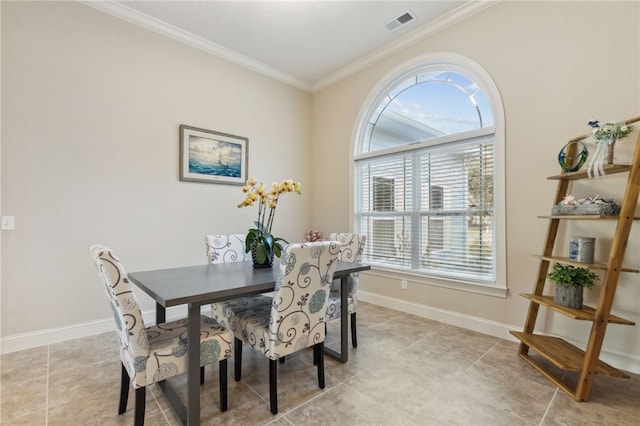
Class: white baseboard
0,306,188,355
358,290,640,375
3,294,638,375
0,318,116,354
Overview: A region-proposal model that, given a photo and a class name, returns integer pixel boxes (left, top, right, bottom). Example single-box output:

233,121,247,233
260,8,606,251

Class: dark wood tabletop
129,260,370,308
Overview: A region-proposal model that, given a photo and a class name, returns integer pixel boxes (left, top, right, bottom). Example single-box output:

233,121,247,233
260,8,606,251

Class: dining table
128,259,370,425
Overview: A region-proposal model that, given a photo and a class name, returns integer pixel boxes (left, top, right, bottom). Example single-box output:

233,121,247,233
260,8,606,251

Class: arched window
354,54,505,293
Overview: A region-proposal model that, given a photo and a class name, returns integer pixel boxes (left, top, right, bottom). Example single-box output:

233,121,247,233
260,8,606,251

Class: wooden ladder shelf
511,115,640,401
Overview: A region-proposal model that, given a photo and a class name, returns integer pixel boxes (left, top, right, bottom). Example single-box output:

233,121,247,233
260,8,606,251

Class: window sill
363,266,508,298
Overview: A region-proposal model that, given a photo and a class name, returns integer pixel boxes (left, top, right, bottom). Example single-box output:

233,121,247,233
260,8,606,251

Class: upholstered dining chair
205,234,249,264
210,241,341,414
206,233,273,325
89,245,232,426
326,233,366,348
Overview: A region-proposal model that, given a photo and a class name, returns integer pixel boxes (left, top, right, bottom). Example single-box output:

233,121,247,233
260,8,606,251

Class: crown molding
311,1,499,92
81,0,498,94
80,0,312,92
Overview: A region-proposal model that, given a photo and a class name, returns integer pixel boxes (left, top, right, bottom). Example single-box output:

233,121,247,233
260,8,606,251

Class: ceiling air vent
385,11,415,32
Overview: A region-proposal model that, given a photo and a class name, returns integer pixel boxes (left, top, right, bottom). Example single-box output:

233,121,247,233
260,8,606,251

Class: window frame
351,53,506,297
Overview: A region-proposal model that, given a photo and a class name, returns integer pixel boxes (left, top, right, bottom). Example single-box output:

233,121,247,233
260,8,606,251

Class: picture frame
179,124,248,185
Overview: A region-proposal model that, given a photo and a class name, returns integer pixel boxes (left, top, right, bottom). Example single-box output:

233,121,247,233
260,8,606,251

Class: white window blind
355,135,496,284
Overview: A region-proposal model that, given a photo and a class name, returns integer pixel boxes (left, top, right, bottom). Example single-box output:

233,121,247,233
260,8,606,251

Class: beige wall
2,1,639,372
311,1,640,370
1,2,312,337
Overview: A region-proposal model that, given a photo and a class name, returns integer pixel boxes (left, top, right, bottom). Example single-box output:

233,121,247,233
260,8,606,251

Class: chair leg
134,387,146,426
317,342,325,389
279,356,285,364
351,312,357,348
269,359,278,414
200,366,205,385
219,359,228,412
118,363,130,414
234,337,243,381
314,322,329,366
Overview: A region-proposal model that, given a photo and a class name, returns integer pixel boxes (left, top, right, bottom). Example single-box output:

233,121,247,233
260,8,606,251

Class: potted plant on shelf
547,263,599,309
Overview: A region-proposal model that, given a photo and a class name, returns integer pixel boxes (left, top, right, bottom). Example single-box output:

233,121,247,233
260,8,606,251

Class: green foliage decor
547,263,599,289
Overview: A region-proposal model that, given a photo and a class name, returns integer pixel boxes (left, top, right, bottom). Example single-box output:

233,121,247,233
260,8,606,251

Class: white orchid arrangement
586,119,634,178
589,120,633,143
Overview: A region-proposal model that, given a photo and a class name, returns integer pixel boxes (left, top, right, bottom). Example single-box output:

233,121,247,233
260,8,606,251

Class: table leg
187,303,201,425
156,302,166,324
155,302,192,425
158,380,186,423
324,275,349,363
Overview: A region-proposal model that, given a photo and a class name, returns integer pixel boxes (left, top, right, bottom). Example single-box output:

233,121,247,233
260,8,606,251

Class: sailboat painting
188,137,241,176
179,125,248,185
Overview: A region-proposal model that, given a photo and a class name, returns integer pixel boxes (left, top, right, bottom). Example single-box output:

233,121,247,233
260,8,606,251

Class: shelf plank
547,165,631,180
535,255,639,273
516,352,580,400
520,293,636,325
536,215,638,220
510,332,630,378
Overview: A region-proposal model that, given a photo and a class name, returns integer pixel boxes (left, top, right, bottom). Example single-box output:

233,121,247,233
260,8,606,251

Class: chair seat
141,315,231,384
325,292,355,320
211,294,272,336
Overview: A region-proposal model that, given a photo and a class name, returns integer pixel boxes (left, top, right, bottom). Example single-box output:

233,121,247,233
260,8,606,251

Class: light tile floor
1,302,639,425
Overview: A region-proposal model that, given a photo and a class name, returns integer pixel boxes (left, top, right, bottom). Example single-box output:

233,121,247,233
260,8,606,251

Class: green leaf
256,242,267,263
245,232,258,252
547,263,599,288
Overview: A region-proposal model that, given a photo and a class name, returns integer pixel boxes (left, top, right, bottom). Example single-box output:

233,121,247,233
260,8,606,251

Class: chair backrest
329,233,366,294
267,240,341,358
89,245,149,386
205,234,249,264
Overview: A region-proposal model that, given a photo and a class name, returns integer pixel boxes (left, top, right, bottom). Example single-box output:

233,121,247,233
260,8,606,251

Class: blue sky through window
375,71,493,141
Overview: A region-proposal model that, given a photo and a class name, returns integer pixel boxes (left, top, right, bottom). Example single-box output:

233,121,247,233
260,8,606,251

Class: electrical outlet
401,279,408,289
1,216,15,230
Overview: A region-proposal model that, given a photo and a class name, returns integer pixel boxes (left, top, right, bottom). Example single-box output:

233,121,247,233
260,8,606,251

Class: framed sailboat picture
179,125,248,185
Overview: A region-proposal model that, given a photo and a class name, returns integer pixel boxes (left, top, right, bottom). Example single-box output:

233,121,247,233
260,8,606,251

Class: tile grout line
538,387,558,426
155,387,174,425
468,339,502,368
280,379,343,417
467,338,560,426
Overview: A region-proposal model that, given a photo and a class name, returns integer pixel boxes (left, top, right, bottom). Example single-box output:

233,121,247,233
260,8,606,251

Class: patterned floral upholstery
205,234,249,264
89,245,232,425
212,241,341,414
326,233,366,347
207,234,270,326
